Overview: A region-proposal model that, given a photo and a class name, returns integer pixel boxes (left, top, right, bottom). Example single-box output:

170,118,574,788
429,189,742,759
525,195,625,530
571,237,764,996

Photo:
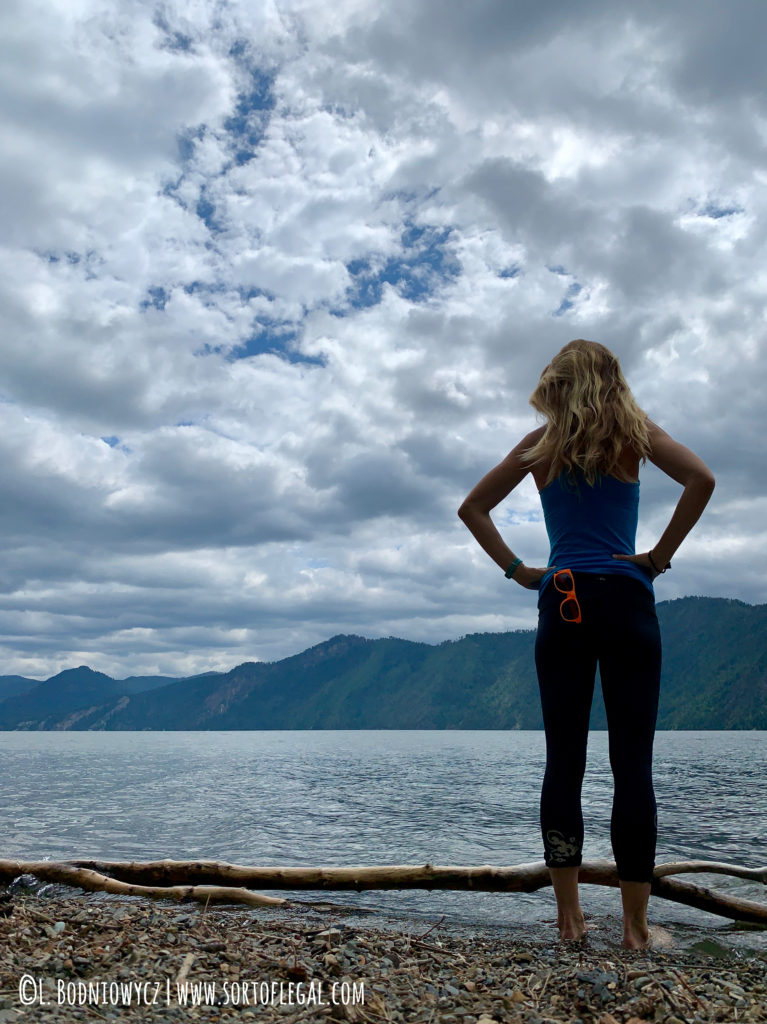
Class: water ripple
0,730,764,949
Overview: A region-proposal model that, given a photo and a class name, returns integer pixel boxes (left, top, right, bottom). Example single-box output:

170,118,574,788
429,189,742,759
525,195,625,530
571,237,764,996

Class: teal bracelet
504,557,522,579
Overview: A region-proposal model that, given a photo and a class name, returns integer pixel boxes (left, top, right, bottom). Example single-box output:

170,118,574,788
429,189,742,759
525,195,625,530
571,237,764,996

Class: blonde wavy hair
523,339,651,487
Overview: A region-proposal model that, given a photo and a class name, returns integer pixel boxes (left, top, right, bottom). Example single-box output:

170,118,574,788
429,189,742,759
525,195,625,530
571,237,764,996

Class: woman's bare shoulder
516,424,546,450
644,417,665,441
512,425,550,490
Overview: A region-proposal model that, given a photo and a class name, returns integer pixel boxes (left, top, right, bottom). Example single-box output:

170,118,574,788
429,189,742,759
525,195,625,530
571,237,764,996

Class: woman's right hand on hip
513,564,553,589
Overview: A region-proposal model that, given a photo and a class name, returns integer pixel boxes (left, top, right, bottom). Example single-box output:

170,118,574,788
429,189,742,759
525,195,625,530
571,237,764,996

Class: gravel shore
0,888,765,1023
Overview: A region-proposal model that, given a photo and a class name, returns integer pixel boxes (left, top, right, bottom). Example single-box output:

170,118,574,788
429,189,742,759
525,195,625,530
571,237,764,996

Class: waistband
537,569,655,608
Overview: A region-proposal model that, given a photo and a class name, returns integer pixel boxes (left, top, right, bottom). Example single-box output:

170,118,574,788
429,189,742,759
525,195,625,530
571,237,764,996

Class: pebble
0,890,764,1023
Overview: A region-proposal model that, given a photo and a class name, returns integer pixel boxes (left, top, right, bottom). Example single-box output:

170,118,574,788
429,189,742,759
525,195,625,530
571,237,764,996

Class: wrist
648,549,671,574
504,557,523,579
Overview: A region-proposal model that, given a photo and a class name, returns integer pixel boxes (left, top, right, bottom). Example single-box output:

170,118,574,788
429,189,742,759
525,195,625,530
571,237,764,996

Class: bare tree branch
1,857,765,922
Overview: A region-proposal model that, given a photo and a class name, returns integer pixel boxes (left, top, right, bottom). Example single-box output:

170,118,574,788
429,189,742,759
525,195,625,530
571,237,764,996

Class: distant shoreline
3,598,766,730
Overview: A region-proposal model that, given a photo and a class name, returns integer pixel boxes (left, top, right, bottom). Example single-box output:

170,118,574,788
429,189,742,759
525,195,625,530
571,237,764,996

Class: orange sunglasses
553,568,582,623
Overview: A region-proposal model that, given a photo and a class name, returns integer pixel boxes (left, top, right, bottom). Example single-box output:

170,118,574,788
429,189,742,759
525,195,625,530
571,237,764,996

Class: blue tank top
537,467,654,598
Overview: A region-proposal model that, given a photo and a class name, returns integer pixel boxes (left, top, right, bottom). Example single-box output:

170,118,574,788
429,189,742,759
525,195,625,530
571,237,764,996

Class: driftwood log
1,858,765,924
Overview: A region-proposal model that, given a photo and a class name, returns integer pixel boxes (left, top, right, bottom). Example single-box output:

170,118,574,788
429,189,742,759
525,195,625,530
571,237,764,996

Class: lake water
1,730,765,956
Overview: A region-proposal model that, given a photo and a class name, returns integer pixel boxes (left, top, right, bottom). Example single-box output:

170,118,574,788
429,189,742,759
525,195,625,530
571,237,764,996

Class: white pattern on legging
546,829,580,863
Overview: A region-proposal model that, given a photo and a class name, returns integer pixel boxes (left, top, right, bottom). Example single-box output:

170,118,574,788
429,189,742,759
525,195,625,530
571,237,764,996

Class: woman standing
458,339,715,949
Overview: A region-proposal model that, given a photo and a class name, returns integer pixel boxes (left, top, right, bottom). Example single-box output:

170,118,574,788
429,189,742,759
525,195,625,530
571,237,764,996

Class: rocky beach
0,886,765,1023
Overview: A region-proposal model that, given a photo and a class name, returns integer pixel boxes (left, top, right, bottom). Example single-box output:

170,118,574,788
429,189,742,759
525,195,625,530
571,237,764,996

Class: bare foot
622,918,650,949
618,913,651,950
622,923,675,950
558,909,588,941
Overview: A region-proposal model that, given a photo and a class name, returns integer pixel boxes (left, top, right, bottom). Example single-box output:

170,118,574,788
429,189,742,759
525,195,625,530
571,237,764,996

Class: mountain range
1,596,765,730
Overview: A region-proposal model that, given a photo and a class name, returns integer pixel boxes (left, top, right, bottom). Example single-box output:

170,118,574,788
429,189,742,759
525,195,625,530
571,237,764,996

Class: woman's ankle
619,880,650,918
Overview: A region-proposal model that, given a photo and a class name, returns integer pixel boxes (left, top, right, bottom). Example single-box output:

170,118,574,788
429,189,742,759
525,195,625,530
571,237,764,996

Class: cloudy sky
1,0,765,680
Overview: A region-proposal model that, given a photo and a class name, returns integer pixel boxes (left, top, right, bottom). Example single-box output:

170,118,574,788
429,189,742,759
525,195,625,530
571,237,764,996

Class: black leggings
535,572,662,883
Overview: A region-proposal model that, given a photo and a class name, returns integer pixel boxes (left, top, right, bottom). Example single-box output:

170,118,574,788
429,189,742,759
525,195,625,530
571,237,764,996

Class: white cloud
1,0,765,678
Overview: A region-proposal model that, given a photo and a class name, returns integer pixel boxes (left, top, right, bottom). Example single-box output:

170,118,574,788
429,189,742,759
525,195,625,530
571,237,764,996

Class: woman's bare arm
614,419,715,574
645,419,716,565
457,427,550,588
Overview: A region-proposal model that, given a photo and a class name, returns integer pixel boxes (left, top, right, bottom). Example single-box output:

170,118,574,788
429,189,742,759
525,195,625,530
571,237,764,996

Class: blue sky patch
224,70,275,166
152,11,193,52
36,249,101,276
553,282,582,317
182,284,322,365
183,280,232,304
345,223,460,308
38,250,80,265
196,190,219,232
546,265,582,316
170,68,275,204
100,436,132,454
140,286,169,312
700,201,743,219
236,285,275,302
226,322,325,367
